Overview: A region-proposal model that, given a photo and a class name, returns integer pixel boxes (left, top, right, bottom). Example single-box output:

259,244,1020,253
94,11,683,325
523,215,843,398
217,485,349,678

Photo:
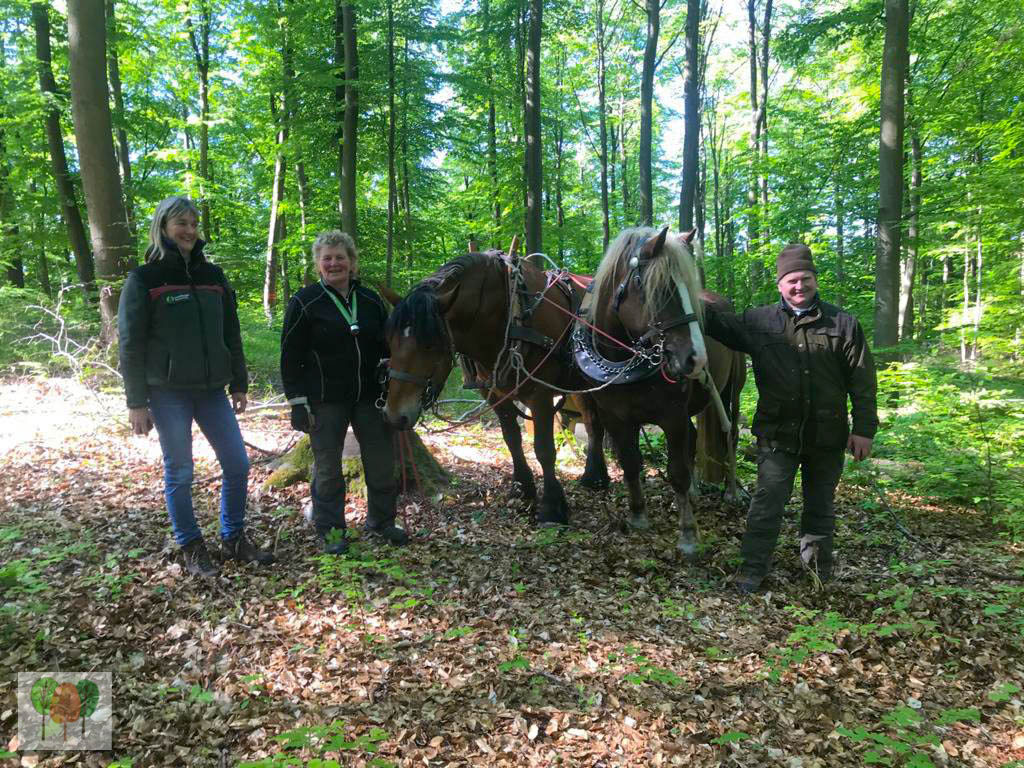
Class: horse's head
594,226,708,381
382,284,457,430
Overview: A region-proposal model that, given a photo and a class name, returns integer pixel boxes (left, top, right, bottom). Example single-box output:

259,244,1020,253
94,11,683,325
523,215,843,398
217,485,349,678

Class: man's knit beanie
776,243,817,282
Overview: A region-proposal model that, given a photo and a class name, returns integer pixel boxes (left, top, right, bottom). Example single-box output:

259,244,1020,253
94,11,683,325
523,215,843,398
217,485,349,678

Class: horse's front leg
665,415,699,559
528,396,570,526
494,400,537,506
578,395,610,490
602,411,647,530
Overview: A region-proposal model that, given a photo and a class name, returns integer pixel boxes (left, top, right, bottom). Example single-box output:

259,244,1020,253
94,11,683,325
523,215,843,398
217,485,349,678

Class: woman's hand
231,391,248,414
129,407,153,435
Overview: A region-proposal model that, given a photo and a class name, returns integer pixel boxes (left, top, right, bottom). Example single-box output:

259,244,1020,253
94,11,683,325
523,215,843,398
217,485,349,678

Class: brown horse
381,251,610,525
575,226,744,557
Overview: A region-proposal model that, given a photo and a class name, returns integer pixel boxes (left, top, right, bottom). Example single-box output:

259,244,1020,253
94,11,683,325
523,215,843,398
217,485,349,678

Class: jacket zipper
185,257,212,387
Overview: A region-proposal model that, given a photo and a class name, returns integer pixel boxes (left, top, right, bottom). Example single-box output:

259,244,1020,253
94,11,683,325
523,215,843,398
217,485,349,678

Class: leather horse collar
573,235,698,385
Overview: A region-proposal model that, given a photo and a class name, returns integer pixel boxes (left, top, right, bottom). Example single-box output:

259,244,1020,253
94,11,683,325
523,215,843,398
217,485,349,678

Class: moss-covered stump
264,430,450,497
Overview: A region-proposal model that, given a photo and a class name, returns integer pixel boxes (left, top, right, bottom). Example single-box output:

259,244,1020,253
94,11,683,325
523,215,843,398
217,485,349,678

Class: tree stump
265,429,450,497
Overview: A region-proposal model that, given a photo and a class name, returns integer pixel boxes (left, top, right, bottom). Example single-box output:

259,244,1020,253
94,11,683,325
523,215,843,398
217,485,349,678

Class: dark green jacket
118,241,247,408
704,298,878,452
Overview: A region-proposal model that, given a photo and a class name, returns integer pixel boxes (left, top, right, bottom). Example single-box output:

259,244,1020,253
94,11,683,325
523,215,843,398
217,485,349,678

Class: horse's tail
696,350,746,486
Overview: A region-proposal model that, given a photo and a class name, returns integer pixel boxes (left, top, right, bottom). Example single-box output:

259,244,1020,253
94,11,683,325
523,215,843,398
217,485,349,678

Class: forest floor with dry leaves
2,376,1024,768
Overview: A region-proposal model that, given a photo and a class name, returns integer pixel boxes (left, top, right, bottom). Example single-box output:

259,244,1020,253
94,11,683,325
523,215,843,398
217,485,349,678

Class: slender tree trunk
960,236,969,363
32,2,95,294
899,126,921,339
186,0,212,238
679,0,700,231
554,51,565,266
264,76,288,320
874,0,908,347
385,0,397,287
638,0,659,226
482,0,501,236
0,45,20,289
295,160,312,284
106,0,135,239
278,214,290,300
596,0,610,250
619,102,630,221
31,181,52,297
973,223,982,359
401,37,413,271
757,0,772,234
341,1,359,239
67,0,134,340
524,0,543,255
334,0,345,225
835,174,845,308
746,0,761,292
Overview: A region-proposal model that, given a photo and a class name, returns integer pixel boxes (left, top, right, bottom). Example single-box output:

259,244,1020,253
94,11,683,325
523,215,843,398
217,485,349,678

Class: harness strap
387,368,430,386
508,325,555,350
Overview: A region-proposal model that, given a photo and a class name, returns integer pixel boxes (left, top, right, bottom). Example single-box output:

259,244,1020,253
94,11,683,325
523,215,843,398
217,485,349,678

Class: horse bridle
376,326,453,414
606,236,699,363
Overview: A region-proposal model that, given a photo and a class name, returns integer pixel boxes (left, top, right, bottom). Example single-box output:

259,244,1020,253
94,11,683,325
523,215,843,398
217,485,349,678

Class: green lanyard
322,282,359,335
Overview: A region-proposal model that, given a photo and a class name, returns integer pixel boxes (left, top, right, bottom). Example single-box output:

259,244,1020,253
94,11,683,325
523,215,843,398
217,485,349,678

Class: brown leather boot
222,531,275,565
181,538,220,578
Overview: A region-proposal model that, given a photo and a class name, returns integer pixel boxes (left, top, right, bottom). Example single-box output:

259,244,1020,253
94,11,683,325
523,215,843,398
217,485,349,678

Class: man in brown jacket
704,244,878,593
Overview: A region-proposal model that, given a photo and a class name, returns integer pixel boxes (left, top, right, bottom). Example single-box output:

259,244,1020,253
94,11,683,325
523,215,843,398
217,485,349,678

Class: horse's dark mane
385,252,496,347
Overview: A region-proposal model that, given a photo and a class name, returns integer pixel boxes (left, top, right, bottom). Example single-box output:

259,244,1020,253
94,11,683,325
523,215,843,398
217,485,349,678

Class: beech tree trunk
900,126,921,339
186,0,212,238
874,0,908,348
678,0,700,231
106,0,135,239
483,0,501,235
595,0,610,250
385,0,397,288
341,1,359,239
524,0,543,255
334,0,345,226
67,0,133,341
32,2,95,294
638,0,659,226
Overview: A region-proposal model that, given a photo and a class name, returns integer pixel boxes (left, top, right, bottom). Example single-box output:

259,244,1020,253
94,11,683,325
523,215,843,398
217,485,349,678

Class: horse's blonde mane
590,227,704,327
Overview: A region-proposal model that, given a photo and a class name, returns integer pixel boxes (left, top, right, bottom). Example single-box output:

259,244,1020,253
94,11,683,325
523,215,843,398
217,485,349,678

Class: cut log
265,428,450,497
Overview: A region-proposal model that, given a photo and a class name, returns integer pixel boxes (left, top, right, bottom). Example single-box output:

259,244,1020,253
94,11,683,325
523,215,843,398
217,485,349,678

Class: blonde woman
280,231,405,554
118,196,275,577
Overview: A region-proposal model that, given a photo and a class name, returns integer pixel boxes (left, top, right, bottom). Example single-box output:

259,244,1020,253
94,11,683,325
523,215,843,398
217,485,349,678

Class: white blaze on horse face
677,280,708,378
403,326,411,338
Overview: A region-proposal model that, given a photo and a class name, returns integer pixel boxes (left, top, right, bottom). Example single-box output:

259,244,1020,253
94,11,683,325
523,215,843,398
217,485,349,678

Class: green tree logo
50,682,81,742
30,677,58,740
76,679,100,738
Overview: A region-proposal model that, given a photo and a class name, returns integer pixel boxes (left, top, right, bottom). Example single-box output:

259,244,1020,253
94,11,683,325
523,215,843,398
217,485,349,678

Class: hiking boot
364,524,409,546
732,573,762,595
222,531,276,565
319,527,349,555
181,538,220,578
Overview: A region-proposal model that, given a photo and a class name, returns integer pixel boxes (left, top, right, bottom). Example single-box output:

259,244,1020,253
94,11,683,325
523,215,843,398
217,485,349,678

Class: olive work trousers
739,439,846,581
309,400,397,534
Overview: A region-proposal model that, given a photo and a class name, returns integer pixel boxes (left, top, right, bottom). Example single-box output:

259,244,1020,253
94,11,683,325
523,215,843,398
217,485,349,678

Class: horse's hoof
537,508,569,527
579,475,610,491
677,535,698,561
626,514,650,531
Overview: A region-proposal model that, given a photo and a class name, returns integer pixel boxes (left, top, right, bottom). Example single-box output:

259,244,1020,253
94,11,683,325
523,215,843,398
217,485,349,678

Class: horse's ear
377,282,403,307
642,226,670,259
680,228,697,246
436,282,461,314
507,235,520,260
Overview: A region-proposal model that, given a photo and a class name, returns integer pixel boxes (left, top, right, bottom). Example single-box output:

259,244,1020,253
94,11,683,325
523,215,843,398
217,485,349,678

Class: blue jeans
148,388,250,547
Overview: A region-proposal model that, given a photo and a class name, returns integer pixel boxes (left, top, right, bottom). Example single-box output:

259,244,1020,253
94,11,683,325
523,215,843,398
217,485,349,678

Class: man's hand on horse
129,407,153,435
847,434,872,461
231,391,247,414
